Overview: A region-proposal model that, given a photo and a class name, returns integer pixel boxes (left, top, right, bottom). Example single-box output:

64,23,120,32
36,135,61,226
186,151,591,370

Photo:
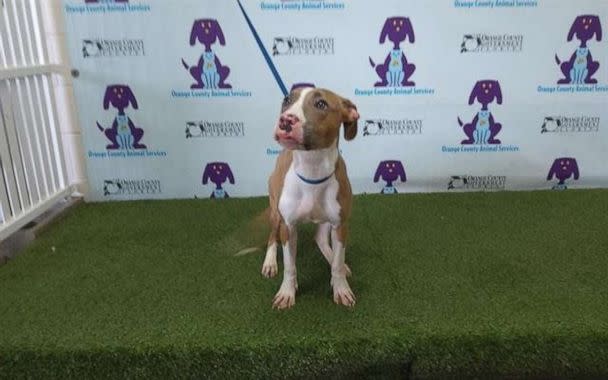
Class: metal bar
8,77,37,206
30,0,48,64
22,76,50,199
0,84,20,217
0,185,73,241
42,74,68,188
33,74,60,192
0,64,70,80
14,77,42,205
1,79,29,211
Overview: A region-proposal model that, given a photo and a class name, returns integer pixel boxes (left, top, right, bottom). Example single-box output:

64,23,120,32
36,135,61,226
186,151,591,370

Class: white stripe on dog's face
285,87,312,125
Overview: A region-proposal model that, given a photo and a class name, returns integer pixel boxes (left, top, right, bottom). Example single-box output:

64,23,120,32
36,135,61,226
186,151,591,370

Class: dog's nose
279,114,299,132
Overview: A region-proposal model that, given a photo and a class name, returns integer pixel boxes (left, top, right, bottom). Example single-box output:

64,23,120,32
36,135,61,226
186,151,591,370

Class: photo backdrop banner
62,0,608,201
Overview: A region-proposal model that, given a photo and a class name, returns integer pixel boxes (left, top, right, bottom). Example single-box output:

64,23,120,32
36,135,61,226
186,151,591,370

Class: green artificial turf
1,190,608,379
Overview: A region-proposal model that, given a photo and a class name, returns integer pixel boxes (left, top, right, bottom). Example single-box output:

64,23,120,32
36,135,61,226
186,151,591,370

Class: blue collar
296,171,334,185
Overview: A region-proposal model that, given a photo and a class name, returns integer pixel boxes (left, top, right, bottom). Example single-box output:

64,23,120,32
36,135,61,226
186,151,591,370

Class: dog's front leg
330,225,355,307
315,223,352,276
273,224,298,309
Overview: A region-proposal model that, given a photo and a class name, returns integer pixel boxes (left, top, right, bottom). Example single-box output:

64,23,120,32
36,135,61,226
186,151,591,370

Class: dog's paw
332,277,356,307
261,261,278,278
272,283,296,310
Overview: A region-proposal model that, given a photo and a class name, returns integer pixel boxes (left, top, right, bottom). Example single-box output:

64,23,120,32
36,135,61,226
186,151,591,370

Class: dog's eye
488,83,492,89
314,99,328,110
393,20,397,26
400,20,403,25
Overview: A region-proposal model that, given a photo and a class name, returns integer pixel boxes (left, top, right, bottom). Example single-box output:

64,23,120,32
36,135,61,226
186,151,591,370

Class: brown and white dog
263,87,359,309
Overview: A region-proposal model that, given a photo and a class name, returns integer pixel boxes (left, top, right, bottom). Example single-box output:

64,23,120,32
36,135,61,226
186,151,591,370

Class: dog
182,19,231,89
369,17,416,87
96,85,146,150
261,87,359,309
374,160,406,194
458,80,502,145
202,162,235,199
547,157,579,190
556,15,602,85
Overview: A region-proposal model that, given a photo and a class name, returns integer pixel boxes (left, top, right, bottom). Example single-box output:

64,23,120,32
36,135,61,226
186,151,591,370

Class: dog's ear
125,86,138,110
224,163,235,184
567,17,581,42
396,161,407,182
404,17,415,43
379,18,391,44
190,20,201,46
103,86,112,110
570,158,580,180
373,162,385,183
212,19,226,46
468,82,481,105
591,15,602,41
341,98,359,141
547,159,560,180
493,81,503,105
202,163,213,184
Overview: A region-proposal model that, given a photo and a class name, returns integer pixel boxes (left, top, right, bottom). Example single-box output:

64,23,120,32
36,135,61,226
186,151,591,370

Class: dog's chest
278,168,341,226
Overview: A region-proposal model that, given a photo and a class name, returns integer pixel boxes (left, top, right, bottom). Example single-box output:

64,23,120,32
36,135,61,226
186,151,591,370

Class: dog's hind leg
315,223,351,277
585,61,599,84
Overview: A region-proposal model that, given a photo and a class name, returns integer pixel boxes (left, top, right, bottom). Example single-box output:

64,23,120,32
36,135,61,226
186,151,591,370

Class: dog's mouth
274,121,305,150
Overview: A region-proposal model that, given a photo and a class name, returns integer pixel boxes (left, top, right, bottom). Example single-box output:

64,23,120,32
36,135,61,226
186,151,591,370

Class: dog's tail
181,58,190,70
234,207,271,256
457,117,464,127
96,121,105,132
555,54,561,66
369,57,376,68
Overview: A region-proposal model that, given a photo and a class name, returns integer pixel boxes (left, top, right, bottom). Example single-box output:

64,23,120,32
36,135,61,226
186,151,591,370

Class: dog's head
468,80,502,107
274,87,359,150
374,160,406,184
567,15,602,43
202,162,234,187
547,157,579,181
379,17,414,46
190,19,225,48
103,85,138,111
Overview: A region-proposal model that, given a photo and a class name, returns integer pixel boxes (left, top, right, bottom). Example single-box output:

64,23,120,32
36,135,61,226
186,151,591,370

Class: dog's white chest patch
279,168,341,226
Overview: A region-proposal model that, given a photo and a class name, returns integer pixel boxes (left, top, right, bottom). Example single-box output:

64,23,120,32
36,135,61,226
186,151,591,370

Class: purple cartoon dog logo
458,80,502,145
182,19,231,89
547,157,579,190
556,15,602,85
202,162,234,199
96,85,146,150
374,160,406,194
369,17,416,87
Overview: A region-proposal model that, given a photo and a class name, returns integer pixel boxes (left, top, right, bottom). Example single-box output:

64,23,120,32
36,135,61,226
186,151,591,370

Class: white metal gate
0,0,81,241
